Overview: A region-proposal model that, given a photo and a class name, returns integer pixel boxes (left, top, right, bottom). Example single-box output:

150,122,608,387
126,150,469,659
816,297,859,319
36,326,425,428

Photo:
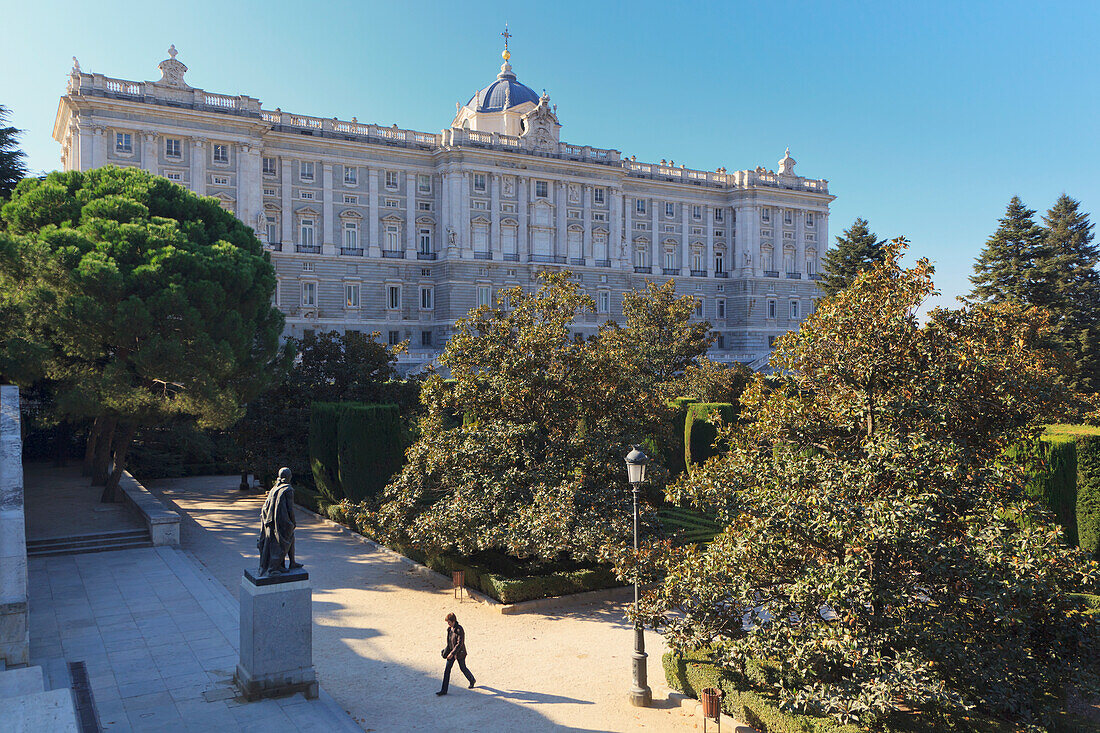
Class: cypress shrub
309,402,343,502
336,403,404,503
1077,436,1100,557
1028,438,1078,546
684,402,736,467
661,397,697,477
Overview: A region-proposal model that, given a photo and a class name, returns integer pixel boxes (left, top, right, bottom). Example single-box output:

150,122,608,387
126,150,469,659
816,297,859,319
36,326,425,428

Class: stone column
141,131,158,174
321,164,335,255
405,170,417,258
238,144,262,237
76,125,94,170
281,160,293,246
555,181,567,260
92,126,107,169
609,187,623,268
368,167,380,258
795,209,806,277
459,171,471,256
623,192,633,268
680,202,690,274
820,212,830,274
650,198,659,274
190,138,206,196
518,176,529,260
490,174,501,256
706,205,715,277
582,185,592,263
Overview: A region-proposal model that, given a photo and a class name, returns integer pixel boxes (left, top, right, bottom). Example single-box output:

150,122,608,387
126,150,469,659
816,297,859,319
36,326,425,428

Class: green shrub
336,403,404,503
1078,436,1100,558
1028,438,1078,545
309,403,343,502
658,507,721,544
684,402,736,467
293,485,323,514
660,397,697,477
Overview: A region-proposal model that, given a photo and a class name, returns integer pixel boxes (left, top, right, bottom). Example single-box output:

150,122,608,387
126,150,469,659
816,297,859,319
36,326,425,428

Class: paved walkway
147,475,698,732
28,546,360,732
24,463,145,541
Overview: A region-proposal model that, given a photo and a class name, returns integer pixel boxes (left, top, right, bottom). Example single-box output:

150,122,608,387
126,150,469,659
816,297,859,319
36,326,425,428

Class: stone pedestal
234,568,317,701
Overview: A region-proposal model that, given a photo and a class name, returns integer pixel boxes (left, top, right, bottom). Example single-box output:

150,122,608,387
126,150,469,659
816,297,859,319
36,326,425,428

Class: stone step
0,666,44,700
27,529,151,556
0,687,79,732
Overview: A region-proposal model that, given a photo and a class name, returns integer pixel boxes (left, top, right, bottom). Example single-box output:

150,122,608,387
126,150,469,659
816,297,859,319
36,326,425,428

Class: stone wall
0,385,29,666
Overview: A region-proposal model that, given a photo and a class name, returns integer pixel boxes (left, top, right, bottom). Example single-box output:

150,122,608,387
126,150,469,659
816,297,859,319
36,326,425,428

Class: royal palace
53,41,834,371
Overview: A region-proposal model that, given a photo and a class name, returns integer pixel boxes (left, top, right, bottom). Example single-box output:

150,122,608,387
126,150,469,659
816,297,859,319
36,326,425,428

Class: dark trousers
441,655,474,692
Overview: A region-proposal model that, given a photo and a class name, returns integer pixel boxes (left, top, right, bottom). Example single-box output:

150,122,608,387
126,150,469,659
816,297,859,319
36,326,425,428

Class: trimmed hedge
309,403,342,502
1077,436,1100,558
1027,438,1078,546
684,402,737,467
336,403,404,502
661,397,698,477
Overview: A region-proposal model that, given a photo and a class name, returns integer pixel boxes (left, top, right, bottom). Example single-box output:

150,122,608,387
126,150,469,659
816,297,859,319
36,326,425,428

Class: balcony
295,244,321,254
502,253,520,262
808,273,822,281
381,250,405,259
474,251,493,260
714,271,729,278
266,242,283,252
595,259,611,268
662,268,681,276
569,257,586,266
530,254,567,264
340,247,364,257
690,269,707,277
634,266,652,274
786,272,802,279
417,251,437,261
764,271,780,278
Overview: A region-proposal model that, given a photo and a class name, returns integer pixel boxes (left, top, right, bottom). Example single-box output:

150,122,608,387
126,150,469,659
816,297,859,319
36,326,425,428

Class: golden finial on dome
501,24,512,60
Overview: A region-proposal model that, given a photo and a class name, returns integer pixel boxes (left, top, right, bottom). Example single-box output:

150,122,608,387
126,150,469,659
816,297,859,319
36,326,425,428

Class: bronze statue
257,467,303,576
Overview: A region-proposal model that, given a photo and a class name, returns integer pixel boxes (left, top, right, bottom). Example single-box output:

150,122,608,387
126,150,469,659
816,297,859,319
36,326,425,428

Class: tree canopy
818,217,886,297
969,195,1047,305
371,272,713,562
0,166,285,497
0,105,28,200
638,241,1100,728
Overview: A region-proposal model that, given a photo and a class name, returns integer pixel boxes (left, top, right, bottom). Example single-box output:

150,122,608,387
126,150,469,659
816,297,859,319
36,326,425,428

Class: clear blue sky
3,0,1098,311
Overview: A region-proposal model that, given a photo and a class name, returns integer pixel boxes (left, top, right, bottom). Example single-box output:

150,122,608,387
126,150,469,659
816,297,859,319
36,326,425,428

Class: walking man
437,612,475,695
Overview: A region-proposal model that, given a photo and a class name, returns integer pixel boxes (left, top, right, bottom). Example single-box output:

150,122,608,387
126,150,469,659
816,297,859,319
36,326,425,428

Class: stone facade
53,46,834,371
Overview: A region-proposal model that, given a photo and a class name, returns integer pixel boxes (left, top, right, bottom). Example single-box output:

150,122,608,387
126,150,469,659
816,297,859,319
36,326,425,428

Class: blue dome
468,68,540,113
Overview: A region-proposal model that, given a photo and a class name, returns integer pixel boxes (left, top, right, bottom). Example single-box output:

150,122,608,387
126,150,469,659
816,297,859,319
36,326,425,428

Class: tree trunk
82,417,101,476
100,422,136,503
53,420,71,467
91,417,117,486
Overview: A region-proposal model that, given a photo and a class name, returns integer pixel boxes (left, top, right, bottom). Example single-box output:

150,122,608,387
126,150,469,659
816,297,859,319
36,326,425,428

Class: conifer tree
819,217,886,296
0,105,28,200
1041,194,1100,393
969,196,1046,305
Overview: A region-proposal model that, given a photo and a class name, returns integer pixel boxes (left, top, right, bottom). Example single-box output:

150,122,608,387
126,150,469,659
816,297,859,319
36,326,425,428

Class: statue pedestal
234,568,317,701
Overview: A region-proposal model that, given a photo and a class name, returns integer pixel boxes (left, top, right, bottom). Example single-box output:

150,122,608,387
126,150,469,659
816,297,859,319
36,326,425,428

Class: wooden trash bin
452,570,465,600
701,687,723,732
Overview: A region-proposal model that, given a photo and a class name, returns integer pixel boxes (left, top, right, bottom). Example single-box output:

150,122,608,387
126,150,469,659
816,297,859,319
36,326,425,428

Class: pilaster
706,206,715,277
321,164,335,255
490,174,501,256
609,187,623,268
189,137,206,195
555,181,567,259
280,159,293,245
582,185,592,261
368,167,381,258
141,131,158,174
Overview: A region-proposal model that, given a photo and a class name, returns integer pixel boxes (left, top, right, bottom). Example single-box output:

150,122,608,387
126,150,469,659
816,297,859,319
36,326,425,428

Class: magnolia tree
637,241,1100,727
371,272,712,562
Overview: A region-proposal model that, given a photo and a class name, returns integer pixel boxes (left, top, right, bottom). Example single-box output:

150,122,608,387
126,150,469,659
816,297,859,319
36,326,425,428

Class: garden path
145,474,702,732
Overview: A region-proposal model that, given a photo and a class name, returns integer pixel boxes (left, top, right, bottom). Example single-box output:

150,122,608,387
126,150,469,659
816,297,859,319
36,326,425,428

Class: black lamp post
625,446,652,707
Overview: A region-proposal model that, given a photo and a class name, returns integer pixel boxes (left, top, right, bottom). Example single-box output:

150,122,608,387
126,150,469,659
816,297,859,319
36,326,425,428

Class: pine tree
819,217,886,296
969,196,1046,305
0,105,28,200
1041,194,1100,393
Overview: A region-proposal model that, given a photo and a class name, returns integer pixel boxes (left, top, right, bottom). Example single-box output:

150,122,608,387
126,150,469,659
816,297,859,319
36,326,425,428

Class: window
419,228,432,254
343,221,358,249
806,212,815,227
421,330,432,347
692,227,703,236
264,188,276,197
420,286,433,310
477,285,491,308
418,174,431,193
115,132,132,153
692,250,703,271
535,180,548,198
301,281,316,306
717,333,726,349
473,173,487,192
212,144,229,164
636,198,647,214
473,200,487,210
345,283,360,309
593,187,605,205
300,162,314,181
385,170,398,189
165,138,181,158
387,285,400,310
767,299,777,319
299,218,315,247
635,247,648,267
717,299,726,319
344,167,358,185
385,224,399,250
417,201,432,211
166,171,182,181
263,157,277,175
790,300,800,319
783,231,794,240
593,212,606,222
784,210,793,225
807,258,816,276
693,205,701,219
301,261,314,272
714,229,724,238
598,291,610,314
695,298,703,317
761,208,771,223
662,225,675,233
388,330,401,345
300,191,314,200
212,175,229,185
344,194,358,204
635,222,649,231
715,208,724,222
665,202,675,218
664,250,676,270
265,216,277,242
385,199,399,208
715,251,725,273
